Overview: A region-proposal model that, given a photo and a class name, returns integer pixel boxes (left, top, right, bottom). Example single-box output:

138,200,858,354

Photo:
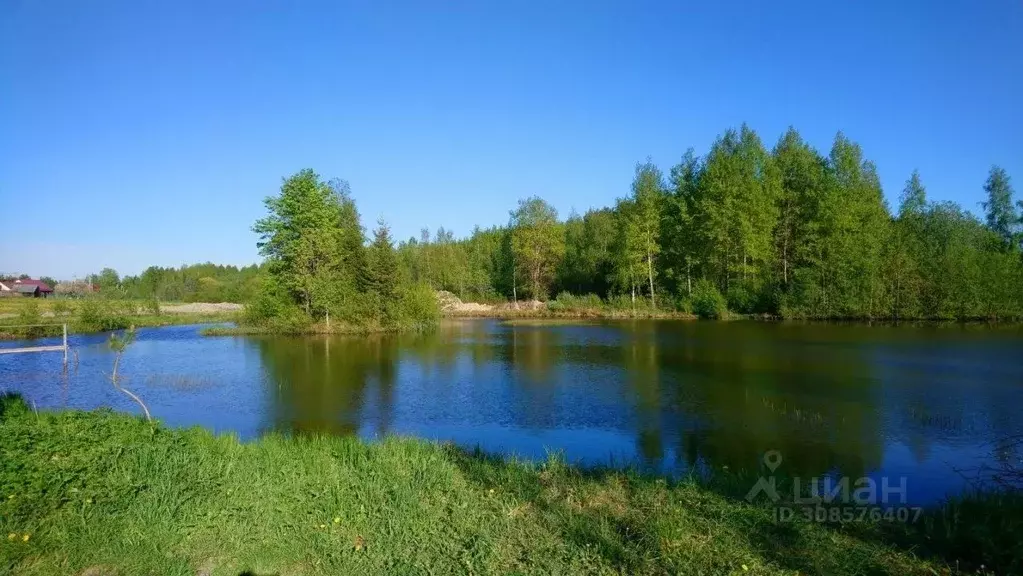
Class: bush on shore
691,279,729,319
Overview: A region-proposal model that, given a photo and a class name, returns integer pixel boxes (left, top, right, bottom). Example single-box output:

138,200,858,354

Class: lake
2,319,1022,505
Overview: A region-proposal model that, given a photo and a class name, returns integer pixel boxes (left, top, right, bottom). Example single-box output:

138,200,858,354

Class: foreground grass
0,396,1018,576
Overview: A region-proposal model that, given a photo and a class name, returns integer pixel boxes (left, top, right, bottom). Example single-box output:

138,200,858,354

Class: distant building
0,278,54,298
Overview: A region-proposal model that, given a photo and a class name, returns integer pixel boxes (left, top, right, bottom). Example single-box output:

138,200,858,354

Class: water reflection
3,320,1022,505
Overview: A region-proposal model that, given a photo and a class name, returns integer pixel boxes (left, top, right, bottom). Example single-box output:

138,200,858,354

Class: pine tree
367,218,399,302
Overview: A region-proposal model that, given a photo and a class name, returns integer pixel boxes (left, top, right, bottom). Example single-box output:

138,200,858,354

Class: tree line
25,124,1020,322
41,264,264,303
398,125,1022,320
4,265,263,303
248,169,438,331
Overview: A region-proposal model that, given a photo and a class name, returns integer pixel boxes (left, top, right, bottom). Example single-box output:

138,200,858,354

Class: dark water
2,319,1022,505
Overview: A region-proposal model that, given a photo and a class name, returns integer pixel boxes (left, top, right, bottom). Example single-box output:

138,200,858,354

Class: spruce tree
367,218,399,302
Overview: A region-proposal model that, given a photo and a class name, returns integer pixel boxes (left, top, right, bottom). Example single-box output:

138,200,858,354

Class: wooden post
62,323,68,369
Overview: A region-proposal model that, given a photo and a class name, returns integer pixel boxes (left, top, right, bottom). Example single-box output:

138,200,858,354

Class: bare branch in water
108,327,152,422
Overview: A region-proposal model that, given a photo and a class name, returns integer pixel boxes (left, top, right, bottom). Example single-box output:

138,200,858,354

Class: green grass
0,298,151,316
0,299,240,339
0,394,1018,575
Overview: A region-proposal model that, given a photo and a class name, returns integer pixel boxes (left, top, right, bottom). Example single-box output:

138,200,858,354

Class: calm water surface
2,319,1022,505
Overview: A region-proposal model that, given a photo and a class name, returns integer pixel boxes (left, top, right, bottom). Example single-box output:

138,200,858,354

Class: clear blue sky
2,0,1021,279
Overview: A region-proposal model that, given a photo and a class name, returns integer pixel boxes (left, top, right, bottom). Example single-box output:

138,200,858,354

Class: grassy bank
444,306,693,320
442,292,697,320
1,396,1019,575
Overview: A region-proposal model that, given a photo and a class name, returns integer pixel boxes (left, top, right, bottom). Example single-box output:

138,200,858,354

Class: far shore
0,299,243,339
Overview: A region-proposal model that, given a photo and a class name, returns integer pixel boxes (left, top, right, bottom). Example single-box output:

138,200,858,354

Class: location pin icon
763,450,782,472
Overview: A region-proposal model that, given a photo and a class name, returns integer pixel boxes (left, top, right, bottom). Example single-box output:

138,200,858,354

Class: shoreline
0,309,241,339
0,394,1019,575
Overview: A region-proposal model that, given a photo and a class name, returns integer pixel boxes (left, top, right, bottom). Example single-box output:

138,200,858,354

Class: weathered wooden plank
0,345,66,355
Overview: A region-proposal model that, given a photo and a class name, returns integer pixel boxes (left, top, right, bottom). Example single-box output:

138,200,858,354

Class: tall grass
0,395,1017,575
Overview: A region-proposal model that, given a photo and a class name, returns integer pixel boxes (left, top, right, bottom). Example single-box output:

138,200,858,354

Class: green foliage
86,127,1013,325
246,170,438,332
253,170,366,317
90,268,120,293
771,128,827,292
50,299,71,318
557,209,617,298
243,277,312,333
392,283,442,326
982,165,1019,249
5,397,1011,574
694,125,780,294
691,279,727,319
547,292,604,312
626,160,665,307
366,219,400,319
382,124,1020,322
75,299,132,333
129,262,262,302
14,301,44,339
511,197,565,300
660,149,701,299
107,326,136,354
143,297,161,315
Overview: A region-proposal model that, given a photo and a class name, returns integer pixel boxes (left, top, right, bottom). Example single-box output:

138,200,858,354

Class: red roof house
0,278,54,298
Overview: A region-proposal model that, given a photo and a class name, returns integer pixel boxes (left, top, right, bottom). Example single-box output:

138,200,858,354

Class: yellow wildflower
22,534,29,542
741,564,748,571
6,533,16,541
333,517,341,524
319,524,326,529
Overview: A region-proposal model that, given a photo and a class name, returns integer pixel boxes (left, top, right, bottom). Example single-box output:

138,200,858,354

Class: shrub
691,279,728,319
669,293,693,315
392,283,441,326
606,293,657,313
243,279,312,333
16,301,44,339
51,299,72,317
144,298,161,315
77,299,131,332
548,292,604,312
726,284,756,315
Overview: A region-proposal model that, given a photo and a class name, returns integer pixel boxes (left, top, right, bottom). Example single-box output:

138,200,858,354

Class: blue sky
2,0,1021,279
